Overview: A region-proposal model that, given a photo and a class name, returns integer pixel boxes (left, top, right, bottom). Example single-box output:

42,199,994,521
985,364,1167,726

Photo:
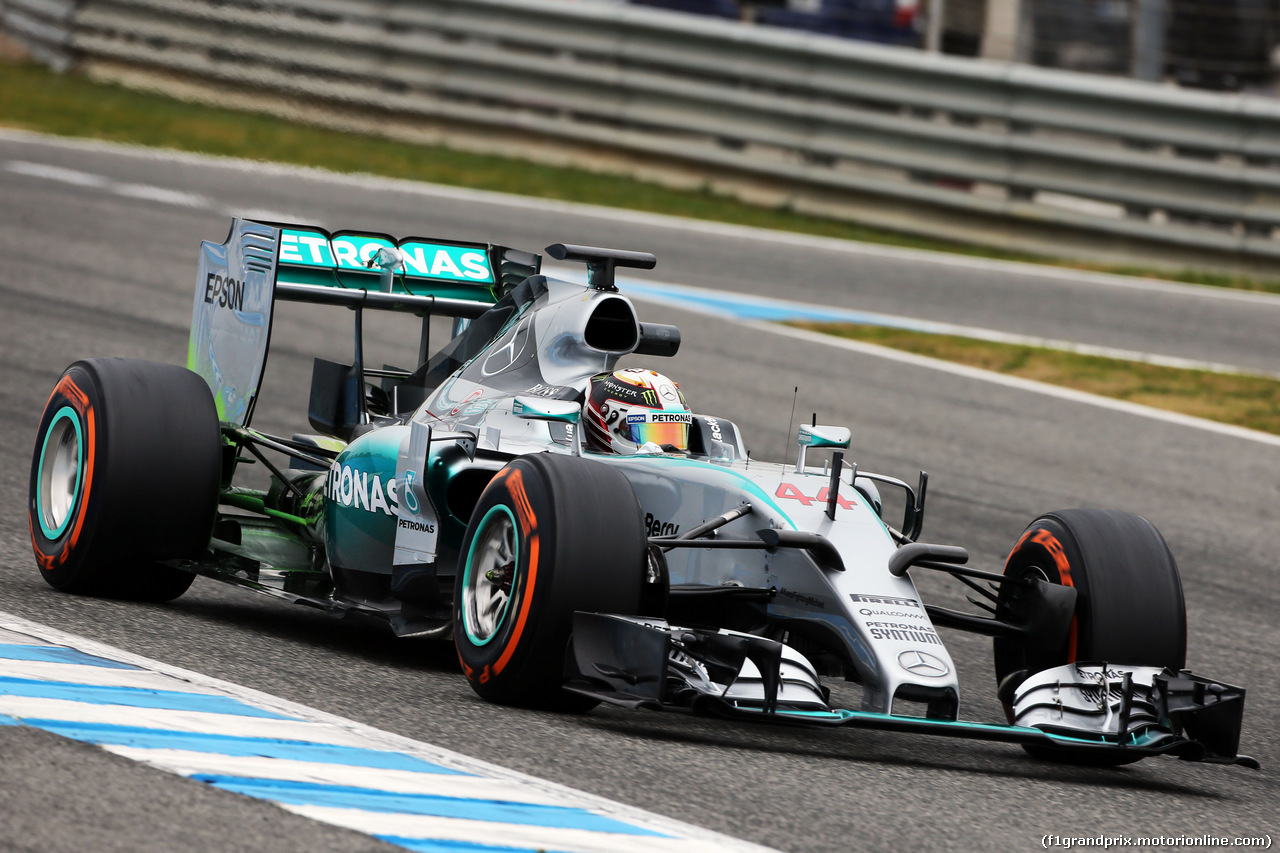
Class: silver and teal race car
29,218,1256,769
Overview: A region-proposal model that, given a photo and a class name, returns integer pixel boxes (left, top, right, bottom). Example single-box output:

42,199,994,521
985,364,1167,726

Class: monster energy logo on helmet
586,368,691,455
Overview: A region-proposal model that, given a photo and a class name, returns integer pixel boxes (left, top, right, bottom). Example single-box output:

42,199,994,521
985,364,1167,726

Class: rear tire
453,453,646,711
994,508,1186,765
29,359,221,601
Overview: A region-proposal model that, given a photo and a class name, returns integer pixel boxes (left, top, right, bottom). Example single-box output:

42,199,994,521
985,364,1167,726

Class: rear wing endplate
188,218,539,427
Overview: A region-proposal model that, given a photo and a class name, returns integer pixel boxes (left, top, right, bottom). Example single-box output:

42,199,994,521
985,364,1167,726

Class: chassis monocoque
29,218,1255,768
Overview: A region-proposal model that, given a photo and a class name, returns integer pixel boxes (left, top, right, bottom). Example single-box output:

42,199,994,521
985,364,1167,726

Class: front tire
29,358,221,601
994,508,1186,765
453,453,646,711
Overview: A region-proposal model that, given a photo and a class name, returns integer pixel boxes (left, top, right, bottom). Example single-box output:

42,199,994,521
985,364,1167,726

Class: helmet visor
626,411,691,451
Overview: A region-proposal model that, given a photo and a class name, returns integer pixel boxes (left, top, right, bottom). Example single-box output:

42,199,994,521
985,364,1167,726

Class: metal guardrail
1,0,79,70
9,0,1280,268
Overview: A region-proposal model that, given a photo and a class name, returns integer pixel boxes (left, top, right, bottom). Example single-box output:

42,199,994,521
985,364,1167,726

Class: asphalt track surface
0,131,1277,852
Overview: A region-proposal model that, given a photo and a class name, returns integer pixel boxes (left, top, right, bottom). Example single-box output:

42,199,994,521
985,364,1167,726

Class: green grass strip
2,58,1279,294
792,322,1280,436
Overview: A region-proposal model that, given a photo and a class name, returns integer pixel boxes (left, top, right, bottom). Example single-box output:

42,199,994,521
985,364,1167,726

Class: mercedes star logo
897,650,950,678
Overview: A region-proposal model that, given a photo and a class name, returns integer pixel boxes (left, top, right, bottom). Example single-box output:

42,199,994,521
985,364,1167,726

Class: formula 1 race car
29,218,1256,768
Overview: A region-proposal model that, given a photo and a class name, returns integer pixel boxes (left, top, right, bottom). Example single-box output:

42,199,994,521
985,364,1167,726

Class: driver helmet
584,368,692,454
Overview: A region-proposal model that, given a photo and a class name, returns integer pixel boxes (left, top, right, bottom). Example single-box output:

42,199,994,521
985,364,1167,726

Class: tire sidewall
28,358,220,599
453,454,647,708
29,364,111,590
454,461,557,700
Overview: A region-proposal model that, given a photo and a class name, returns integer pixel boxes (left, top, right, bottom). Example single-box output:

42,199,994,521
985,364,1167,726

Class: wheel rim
462,505,519,646
1024,565,1050,584
36,407,83,540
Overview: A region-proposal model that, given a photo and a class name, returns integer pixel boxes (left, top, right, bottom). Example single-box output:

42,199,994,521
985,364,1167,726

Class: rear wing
188,218,540,427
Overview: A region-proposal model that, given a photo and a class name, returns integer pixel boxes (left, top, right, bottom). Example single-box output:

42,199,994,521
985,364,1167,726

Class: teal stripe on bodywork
619,454,798,530
760,706,1152,749
774,706,1044,735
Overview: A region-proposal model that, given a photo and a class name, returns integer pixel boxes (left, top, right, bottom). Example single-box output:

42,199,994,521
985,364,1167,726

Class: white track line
555,266,1280,379
4,129,1277,447
2,127,1277,307
4,158,210,208
758,323,1280,449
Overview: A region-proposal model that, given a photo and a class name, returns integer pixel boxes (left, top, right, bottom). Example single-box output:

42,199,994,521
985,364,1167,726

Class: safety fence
6,0,1280,270
1,0,78,70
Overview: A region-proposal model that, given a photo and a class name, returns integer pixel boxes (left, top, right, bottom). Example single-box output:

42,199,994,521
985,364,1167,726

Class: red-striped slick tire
29,359,221,602
453,453,646,711
994,508,1186,765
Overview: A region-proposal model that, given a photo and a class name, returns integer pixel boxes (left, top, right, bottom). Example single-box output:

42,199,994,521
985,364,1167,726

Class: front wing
564,613,1258,768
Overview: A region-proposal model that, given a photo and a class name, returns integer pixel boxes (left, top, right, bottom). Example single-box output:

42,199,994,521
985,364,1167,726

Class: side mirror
513,397,581,423
798,424,850,448
514,397,582,455
795,424,851,473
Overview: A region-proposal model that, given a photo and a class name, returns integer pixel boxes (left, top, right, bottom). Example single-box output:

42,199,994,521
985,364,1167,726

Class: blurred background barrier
0,0,79,70
6,0,1280,272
